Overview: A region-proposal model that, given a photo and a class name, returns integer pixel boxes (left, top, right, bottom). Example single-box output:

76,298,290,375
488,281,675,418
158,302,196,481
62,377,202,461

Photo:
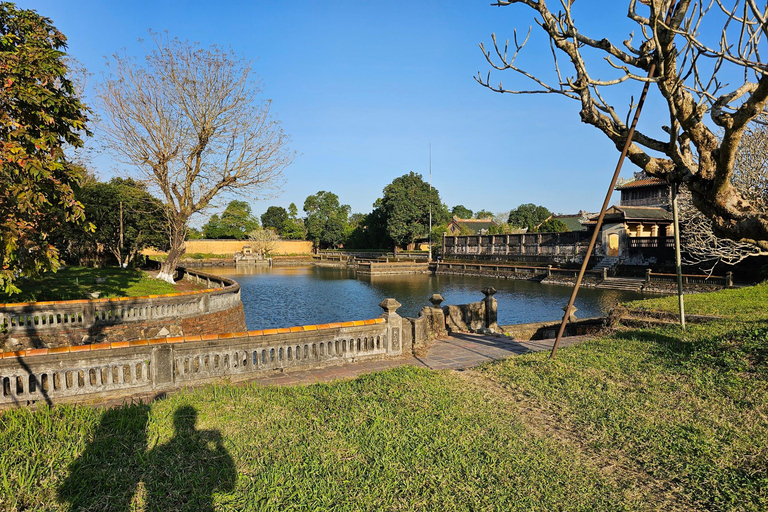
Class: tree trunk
158,220,187,283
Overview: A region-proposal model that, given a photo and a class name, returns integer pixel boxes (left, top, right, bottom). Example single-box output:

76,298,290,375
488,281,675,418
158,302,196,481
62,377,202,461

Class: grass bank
0,267,179,303
1,284,766,510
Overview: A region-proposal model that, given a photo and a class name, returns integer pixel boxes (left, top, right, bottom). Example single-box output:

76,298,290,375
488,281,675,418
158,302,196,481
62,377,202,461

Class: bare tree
478,0,768,250
98,34,294,282
679,116,768,268
247,228,280,257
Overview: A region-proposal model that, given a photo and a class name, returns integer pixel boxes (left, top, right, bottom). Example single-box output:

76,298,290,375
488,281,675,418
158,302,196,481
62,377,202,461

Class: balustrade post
379,298,403,356
645,268,652,283
481,287,498,332
726,272,733,288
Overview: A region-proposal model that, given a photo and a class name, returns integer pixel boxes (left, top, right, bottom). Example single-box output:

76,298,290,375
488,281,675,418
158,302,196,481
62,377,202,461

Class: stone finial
379,298,402,315
562,305,578,321
481,287,497,297
429,293,444,307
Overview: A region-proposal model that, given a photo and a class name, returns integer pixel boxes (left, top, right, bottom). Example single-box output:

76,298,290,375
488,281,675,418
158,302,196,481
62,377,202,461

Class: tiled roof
553,215,587,232
592,206,672,222
615,177,668,190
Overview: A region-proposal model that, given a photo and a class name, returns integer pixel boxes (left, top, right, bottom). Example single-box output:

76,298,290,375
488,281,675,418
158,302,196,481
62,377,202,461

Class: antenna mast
429,143,432,262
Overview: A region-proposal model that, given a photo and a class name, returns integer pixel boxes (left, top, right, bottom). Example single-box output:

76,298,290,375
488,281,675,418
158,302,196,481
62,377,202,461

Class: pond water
213,265,646,331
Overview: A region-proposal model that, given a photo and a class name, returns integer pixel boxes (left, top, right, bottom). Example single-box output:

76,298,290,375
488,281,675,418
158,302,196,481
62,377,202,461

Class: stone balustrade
0,298,405,408
0,267,244,350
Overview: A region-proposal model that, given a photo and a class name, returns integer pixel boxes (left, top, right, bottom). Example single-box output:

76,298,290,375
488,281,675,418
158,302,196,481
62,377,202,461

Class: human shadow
58,401,150,511
144,405,236,512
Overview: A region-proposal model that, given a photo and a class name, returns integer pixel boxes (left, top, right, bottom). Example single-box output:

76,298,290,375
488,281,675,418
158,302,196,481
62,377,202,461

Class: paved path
249,333,590,387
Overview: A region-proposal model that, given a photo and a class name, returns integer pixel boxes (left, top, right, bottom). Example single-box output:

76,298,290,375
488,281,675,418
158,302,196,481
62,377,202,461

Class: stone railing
0,267,242,350
0,298,405,408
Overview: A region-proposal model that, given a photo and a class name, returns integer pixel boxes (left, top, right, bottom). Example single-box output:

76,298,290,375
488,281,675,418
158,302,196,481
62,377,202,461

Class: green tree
0,3,90,293
66,178,167,266
507,204,552,232
537,218,569,233
474,209,494,220
303,191,350,249
186,227,203,240
379,172,450,250
202,200,259,240
451,205,473,219
281,203,306,240
344,207,392,250
260,206,288,234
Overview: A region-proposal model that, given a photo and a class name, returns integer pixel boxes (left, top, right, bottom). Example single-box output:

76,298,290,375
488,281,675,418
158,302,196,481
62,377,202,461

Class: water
213,265,645,330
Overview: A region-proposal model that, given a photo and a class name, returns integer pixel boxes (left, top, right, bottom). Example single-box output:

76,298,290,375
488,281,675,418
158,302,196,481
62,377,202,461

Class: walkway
248,333,591,387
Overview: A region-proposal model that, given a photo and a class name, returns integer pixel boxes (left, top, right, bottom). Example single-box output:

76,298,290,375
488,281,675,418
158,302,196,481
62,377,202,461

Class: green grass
1,284,767,510
0,267,179,303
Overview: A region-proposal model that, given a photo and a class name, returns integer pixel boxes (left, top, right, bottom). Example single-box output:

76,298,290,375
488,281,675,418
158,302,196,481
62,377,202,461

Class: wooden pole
672,182,686,329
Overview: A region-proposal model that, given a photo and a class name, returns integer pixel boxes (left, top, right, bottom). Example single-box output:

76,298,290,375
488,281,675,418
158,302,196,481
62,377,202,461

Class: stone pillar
726,271,733,288
602,267,608,279
547,265,552,277
645,268,652,283
152,345,174,388
379,298,403,356
427,294,447,339
481,287,498,332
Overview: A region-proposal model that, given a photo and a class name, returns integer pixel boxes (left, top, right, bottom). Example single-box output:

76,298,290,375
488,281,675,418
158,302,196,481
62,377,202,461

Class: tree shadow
57,403,236,512
58,401,150,511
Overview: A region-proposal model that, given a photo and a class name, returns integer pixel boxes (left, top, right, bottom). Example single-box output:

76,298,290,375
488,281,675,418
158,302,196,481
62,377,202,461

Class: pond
213,265,646,331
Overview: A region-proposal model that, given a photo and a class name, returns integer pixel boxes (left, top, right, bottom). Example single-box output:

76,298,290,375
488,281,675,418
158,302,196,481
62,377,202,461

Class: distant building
446,217,498,235
615,175,671,207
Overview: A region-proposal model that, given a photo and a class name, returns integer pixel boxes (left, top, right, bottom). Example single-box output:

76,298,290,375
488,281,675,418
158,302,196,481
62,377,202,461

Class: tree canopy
451,205,473,219
478,1,768,249
507,203,552,232
260,206,288,235
57,178,167,267
303,191,350,249
379,172,450,249
280,203,306,240
98,33,293,281
0,2,90,293
202,200,259,240
474,209,494,220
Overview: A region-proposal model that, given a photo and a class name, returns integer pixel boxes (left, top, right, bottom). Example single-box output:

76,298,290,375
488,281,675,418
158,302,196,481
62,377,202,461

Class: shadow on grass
0,268,148,303
58,403,236,512
613,320,768,376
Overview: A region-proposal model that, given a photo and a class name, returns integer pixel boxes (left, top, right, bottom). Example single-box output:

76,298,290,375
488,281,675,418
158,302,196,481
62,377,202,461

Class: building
445,217,498,236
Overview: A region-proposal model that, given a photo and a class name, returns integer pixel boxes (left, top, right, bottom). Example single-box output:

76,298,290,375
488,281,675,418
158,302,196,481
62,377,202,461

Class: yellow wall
142,239,313,256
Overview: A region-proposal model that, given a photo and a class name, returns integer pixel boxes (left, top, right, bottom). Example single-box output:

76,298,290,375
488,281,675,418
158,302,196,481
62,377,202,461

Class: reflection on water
214,265,645,330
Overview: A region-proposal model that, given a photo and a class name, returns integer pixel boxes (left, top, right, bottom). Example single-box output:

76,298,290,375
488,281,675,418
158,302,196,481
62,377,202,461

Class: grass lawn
1,284,766,510
0,267,179,303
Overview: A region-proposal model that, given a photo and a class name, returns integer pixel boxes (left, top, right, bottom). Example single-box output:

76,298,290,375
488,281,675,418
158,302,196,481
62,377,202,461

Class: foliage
478,1,768,249
507,203,552,232
260,206,288,234
0,3,90,294
474,209,494,219
378,172,450,249
537,218,568,233
185,227,203,240
55,178,167,267
280,203,306,240
344,206,392,250
98,32,293,281
0,266,178,303
451,204,472,219
303,191,350,249
202,200,259,240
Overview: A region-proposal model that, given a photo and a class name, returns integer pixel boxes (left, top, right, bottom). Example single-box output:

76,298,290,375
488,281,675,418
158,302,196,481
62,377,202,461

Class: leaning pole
550,1,678,359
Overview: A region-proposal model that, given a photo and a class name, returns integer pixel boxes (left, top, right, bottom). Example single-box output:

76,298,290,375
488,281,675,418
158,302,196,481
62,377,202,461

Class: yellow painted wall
142,239,313,256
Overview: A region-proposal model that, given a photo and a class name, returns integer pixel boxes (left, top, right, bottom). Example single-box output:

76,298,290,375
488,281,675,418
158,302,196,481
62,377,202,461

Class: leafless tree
248,227,280,257
478,0,768,251
98,34,294,282
679,116,768,268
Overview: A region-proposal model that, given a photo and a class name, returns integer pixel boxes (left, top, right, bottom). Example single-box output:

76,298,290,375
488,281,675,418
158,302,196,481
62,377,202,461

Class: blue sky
21,1,670,223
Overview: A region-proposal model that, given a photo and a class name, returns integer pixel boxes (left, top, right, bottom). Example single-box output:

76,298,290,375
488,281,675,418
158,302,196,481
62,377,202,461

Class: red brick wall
2,304,247,350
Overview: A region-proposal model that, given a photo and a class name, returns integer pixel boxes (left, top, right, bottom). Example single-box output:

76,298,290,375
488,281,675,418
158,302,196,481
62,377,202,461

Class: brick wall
142,239,313,257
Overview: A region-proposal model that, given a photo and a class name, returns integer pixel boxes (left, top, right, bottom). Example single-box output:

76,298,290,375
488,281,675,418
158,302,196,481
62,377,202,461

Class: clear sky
19,1,670,223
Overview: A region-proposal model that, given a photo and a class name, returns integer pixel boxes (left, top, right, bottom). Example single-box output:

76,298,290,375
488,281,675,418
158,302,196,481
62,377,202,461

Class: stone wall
0,268,245,351
142,239,313,257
